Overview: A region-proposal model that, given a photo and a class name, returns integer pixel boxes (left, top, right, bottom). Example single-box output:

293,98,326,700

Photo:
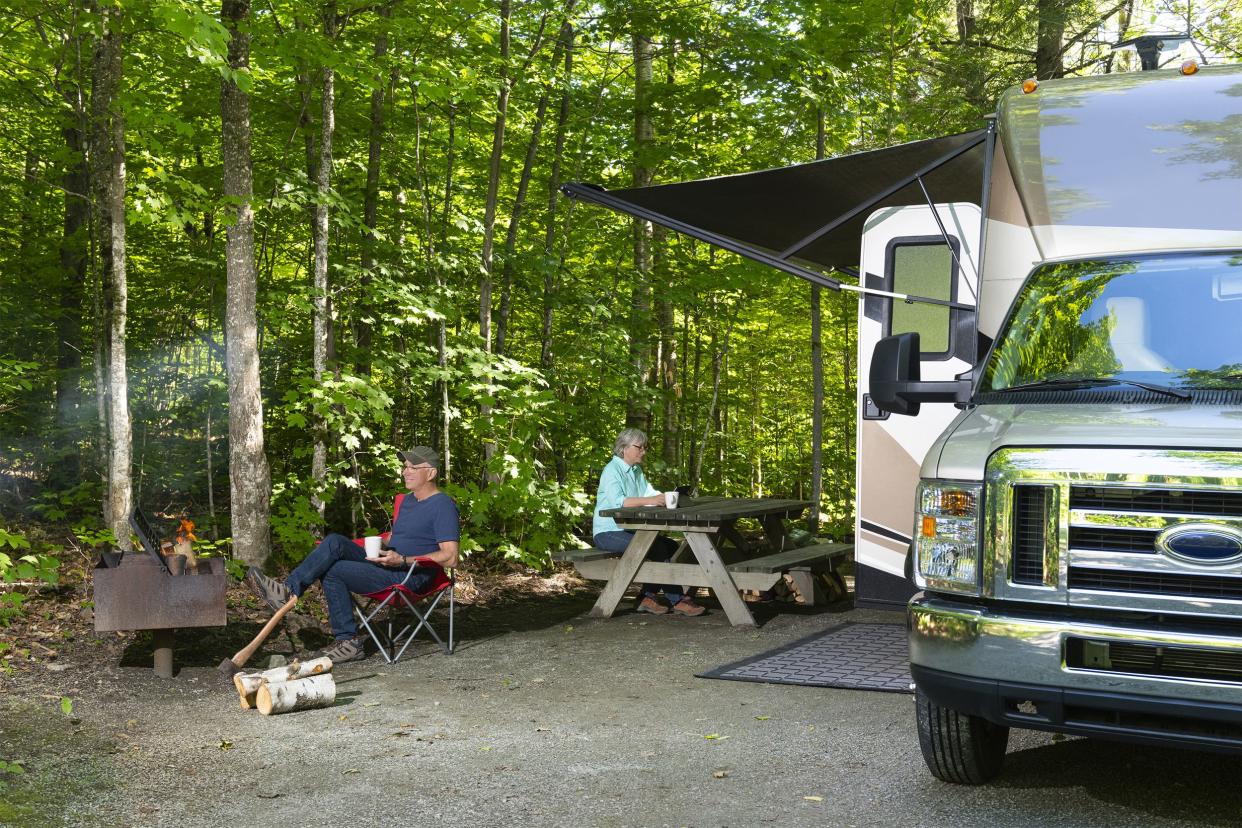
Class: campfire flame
175,518,197,543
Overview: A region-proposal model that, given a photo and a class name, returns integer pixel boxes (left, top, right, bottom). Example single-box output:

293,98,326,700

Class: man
247,446,460,662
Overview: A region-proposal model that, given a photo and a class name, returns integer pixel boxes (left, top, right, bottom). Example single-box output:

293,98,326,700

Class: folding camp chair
352,559,455,663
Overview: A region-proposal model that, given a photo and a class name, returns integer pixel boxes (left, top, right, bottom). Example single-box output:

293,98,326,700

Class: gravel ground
1,587,1239,828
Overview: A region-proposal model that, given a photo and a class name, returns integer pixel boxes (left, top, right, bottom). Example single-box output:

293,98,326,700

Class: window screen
888,241,956,357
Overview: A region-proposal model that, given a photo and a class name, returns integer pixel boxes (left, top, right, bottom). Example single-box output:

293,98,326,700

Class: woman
592,428,706,616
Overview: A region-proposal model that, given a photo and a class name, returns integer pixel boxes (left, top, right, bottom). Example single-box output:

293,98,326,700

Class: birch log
234,657,333,709
256,673,336,715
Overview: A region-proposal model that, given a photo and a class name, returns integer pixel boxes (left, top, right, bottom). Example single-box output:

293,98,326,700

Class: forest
0,0,1238,598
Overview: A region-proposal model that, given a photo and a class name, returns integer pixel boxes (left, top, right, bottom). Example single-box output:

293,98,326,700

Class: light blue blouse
592,455,659,537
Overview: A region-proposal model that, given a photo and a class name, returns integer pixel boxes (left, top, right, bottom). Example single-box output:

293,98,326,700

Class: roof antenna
1114,33,1190,70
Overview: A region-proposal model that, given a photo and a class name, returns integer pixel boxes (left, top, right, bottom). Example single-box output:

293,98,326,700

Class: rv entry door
854,203,980,608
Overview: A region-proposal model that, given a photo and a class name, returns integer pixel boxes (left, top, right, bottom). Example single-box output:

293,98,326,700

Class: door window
885,238,958,359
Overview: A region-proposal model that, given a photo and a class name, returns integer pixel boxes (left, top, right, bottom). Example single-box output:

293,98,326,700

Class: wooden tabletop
601,495,811,529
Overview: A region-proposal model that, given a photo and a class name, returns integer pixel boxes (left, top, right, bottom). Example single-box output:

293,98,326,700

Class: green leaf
59,697,72,716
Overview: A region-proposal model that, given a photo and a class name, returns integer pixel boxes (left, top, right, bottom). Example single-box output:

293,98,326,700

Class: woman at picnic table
592,428,707,617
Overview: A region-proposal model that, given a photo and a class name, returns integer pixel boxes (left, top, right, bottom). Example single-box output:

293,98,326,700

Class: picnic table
563,496,850,628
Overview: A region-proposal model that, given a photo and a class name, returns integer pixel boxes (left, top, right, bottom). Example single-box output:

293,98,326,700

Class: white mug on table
364,535,383,558
664,491,679,509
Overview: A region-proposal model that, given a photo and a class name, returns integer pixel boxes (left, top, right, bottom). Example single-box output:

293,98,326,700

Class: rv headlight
914,480,982,596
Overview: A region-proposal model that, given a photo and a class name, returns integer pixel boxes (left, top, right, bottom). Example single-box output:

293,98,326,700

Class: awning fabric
562,129,987,284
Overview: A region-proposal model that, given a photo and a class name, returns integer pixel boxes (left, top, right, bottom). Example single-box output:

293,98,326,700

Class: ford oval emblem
1155,523,1242,567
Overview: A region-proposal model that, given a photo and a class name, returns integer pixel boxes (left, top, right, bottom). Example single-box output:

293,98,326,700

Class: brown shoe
636,596,670,615
672,597,706,617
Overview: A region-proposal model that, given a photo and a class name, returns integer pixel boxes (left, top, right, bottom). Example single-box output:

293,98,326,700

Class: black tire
916,688,1009,784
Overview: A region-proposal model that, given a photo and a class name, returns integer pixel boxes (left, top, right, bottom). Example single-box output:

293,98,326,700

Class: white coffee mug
364,535,383,558
664,491,679,509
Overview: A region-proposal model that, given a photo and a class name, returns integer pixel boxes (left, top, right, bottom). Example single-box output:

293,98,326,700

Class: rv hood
562,129,987,288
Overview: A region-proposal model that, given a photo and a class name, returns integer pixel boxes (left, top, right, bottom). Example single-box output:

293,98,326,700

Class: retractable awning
562,128,987,308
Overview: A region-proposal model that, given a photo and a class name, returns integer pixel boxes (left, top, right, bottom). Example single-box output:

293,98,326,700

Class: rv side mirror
870,333,922,416
870,332,975,415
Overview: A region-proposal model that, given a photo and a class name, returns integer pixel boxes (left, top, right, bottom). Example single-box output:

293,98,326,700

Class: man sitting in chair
246,446,459,663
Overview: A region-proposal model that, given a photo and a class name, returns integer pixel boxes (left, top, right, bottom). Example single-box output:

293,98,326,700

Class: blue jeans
286,533,434,640
593,530,684,605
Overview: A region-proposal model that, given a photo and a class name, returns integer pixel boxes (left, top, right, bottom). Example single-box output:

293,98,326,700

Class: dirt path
2,583,1239,828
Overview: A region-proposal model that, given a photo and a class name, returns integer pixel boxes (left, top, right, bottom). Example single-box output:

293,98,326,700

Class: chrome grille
1068,567,1242,600
987,447,1242,617
1012,485,1050,584
1071,486,1242,516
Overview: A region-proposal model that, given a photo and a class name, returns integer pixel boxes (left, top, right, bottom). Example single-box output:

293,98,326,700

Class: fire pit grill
93,509,227,677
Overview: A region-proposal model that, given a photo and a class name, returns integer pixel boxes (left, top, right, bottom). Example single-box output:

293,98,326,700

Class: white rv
566,61,1241,780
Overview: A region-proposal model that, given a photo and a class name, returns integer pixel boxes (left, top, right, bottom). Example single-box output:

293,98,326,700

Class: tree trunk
311,2,337,521
809,106,825,534
540,20,573,374
92,5,131,551
1035,0,1067,79
495,91,551,358
221,0,272,567
52,28,89,491
627,30,655,431
356,4,390,376
479,0,512,353
656,41,677,467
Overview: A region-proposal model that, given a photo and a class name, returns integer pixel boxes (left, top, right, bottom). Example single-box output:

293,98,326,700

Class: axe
218,595,298,678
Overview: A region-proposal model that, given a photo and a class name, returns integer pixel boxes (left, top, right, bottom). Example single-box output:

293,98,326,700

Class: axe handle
229,595,298,669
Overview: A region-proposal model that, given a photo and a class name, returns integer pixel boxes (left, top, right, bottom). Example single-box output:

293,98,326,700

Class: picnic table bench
555,496,853,627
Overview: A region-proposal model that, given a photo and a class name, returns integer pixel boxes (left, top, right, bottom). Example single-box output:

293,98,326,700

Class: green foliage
0,525,59,625
4,0,1236,570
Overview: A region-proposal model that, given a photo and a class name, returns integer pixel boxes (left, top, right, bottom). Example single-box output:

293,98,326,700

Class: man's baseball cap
398,446,439,469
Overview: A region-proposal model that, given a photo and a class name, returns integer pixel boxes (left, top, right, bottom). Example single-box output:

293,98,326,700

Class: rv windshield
981,252,1242,393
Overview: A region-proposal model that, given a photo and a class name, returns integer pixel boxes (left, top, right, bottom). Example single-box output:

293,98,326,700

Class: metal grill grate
1069,567,1242,600
1012,485,1050,584
1070,486,1242,516
1068,638,1242,683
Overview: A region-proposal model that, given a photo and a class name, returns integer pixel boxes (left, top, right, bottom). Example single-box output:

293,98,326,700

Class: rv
565,61,1241,781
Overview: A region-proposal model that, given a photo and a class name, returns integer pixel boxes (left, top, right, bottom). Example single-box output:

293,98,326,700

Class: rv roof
998,63,1242,260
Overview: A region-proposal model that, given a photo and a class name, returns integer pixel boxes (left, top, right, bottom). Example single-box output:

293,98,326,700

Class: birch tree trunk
221,0,272,566
626,29,654,431
311,2,337,520
92,5,131,551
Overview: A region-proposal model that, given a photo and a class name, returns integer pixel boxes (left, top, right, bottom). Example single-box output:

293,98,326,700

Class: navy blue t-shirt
387,492,459,556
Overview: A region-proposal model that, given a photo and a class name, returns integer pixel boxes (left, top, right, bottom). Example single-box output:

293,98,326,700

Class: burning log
256,673,337,715
174,518,197,571
233,656,333,709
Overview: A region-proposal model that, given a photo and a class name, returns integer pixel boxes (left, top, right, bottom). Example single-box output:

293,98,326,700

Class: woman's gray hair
613,428,648,457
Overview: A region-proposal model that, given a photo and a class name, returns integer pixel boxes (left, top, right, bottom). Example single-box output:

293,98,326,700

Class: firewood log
256,673,336,716
233,657,333,708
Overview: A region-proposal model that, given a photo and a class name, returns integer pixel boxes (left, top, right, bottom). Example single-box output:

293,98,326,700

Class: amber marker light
1021,78,1039,94
921,516,937,538
1181,60,1199,75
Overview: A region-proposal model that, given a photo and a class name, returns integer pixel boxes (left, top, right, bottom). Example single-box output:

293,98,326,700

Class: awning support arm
561,183,975,310
914,174,974,302
561,182,976,311
775,131,988,261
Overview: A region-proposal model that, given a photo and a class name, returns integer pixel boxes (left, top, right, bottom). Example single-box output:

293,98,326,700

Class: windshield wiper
995,377,1192,400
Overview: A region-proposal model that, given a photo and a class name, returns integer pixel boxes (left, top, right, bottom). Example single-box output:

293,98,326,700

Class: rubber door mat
697,622,912,693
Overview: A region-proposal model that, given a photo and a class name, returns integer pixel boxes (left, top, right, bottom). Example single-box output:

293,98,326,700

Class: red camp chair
349,494,456,663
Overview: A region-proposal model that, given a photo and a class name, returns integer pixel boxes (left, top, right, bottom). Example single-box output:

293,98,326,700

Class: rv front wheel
916,688,1008,784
